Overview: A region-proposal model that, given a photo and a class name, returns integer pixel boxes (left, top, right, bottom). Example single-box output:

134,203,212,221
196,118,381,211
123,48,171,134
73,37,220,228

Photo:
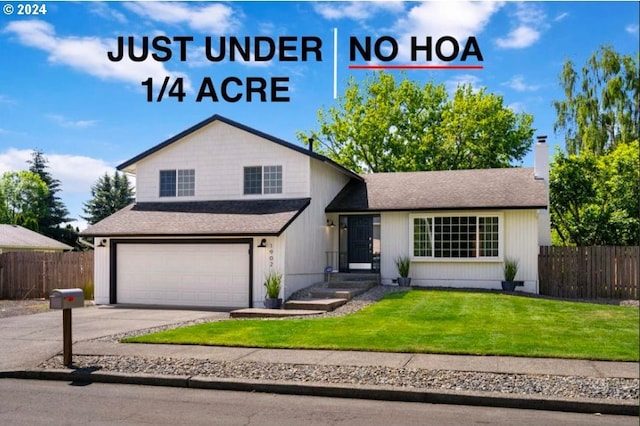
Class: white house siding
133,121,310,202
379,210,540,293
283,159,351,298
253,235,286,307
94,239,110,304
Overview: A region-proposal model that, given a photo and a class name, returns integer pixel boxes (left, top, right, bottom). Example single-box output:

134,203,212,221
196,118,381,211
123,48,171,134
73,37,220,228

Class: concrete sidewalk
1,305,638,416
72,341,639,380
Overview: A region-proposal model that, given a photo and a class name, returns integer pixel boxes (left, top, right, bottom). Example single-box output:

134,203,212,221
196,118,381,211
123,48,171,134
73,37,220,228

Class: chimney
534,135,548,181
308,137,313,153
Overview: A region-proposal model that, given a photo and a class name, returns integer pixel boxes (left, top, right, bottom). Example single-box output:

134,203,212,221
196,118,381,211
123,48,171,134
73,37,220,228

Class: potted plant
395,256,411,287
501,257,523,291
263,269,283,309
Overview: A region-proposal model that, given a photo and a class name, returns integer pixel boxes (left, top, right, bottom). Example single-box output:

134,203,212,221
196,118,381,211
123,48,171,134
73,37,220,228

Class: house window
177,169,195,196
159,170,176,197
410,214,501,259
159,169,195,197
244,166,262,194
264,165,282,194
244,165,282,195
413,217,432,257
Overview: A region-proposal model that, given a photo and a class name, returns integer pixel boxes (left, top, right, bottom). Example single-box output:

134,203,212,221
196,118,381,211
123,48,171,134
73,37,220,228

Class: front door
347,215,373,271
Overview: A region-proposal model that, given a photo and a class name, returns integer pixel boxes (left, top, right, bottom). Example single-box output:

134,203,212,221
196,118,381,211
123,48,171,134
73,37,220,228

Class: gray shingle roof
0,225,72,251
326,168,547,212
80,198,311,237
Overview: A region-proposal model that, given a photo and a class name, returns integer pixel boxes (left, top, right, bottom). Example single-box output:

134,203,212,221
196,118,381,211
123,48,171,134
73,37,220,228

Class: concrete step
328,273,380,283
284,298,348,312
230,308,325,318
309,287,369,300
327,280,378,289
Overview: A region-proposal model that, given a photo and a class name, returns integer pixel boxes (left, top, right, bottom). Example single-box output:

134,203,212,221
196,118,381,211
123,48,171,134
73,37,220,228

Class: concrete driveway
0,305,228,371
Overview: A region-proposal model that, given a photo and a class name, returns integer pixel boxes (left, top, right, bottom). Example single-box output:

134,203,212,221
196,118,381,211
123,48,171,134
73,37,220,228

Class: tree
27,149,75,245
553,45,639,156
83,171,135,225
0,171,49,231
549,140,639,246
298,72,535,172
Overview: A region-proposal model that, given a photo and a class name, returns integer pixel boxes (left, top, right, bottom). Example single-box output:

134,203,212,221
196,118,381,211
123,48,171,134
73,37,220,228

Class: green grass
125,290,640,361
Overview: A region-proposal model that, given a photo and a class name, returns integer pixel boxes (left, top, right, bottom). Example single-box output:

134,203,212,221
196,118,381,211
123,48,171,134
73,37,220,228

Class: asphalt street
0,379,636,426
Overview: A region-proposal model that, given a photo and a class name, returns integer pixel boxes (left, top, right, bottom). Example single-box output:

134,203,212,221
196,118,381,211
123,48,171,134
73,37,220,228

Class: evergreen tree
83,171,135,225
27,149,75,246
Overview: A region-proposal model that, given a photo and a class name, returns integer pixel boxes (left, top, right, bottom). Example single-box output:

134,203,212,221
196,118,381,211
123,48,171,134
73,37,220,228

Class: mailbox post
49,288,84,367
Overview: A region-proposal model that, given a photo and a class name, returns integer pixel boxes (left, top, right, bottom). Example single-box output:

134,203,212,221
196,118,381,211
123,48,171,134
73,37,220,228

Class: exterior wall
252,235,286,307
93,239,111,305
379,209,540,293
283,159,351,298
92,235,286,308
134,120,310,202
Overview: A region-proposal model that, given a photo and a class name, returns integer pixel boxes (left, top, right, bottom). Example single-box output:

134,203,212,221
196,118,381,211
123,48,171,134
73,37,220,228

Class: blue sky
1,1,638,229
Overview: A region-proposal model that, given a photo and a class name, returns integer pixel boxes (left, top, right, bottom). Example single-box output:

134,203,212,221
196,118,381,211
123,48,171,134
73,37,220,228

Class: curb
1,369,638,416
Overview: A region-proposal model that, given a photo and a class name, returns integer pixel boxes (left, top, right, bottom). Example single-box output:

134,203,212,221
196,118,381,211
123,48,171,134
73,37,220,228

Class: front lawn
125,290,639,361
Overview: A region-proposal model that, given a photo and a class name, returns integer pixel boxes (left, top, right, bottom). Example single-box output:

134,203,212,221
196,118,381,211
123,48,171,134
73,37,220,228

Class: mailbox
50,288,84,309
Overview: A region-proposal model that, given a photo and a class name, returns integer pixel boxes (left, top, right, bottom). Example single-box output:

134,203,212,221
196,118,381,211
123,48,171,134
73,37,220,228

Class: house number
269,245,274,268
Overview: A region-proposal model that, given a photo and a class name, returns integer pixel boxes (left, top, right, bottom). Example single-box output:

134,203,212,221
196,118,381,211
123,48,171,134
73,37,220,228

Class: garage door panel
116,243,250,308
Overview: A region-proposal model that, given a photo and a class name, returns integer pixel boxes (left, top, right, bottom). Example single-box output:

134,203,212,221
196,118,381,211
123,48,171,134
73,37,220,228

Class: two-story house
82,114,549,309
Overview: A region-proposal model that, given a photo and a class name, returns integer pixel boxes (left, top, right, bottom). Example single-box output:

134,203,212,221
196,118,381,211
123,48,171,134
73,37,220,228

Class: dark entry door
347,215,373,270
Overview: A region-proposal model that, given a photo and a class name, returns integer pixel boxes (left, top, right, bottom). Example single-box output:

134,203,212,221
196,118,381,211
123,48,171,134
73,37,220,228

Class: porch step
230,308,324,318
284,298,348,312
327,280,378,290
309,287,370,300
328,273,380,284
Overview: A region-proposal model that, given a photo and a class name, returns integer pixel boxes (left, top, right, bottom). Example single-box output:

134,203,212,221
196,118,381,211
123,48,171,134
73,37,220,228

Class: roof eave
326,205,548,213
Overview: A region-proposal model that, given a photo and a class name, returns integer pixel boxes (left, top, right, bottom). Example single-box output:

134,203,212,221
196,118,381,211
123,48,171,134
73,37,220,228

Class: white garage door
116,243,250,308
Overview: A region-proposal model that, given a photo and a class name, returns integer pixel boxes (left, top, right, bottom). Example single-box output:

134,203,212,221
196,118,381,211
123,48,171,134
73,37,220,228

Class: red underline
348,65,484,70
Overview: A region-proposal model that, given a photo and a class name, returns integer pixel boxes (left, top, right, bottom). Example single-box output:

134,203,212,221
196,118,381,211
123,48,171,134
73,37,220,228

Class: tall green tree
549,140,639,246
83,171,135,225
298,72,534,172
27,149,76,245
553,45,639,156
0,171,49,231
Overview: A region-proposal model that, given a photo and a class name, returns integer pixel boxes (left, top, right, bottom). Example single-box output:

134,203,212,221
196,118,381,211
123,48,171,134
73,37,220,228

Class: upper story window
159,169,195,197
410,214,501,260
244,165,282,195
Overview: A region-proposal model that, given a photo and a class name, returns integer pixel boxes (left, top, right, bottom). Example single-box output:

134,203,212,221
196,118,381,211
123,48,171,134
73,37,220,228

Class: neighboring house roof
0,224,72,251
326,168,547,212
117,114,362,181
81,198,311,237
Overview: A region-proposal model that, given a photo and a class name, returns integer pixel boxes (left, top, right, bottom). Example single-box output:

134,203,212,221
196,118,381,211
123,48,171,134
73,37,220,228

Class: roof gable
326,168,547,212
117,114,361,180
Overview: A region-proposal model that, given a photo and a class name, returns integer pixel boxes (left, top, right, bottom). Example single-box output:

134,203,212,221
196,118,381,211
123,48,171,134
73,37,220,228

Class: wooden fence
539,246,639,300
0,251,94,300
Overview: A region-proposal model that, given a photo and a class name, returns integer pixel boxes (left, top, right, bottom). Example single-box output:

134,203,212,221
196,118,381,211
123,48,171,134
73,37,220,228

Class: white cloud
0,94,14,104
392,2,502,61
496,26,540,49
508,102,528,113
314,1,404,21
554,12,569,22
88,2,127,24
0,148,115,195
496,3,546,49
46,114,99,129
125,2,240,34
503,75,540,92
626,24,639,34
4,20,191,92
445,74,482,93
